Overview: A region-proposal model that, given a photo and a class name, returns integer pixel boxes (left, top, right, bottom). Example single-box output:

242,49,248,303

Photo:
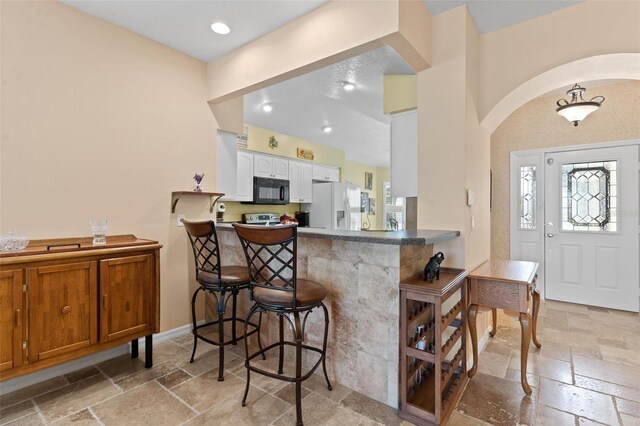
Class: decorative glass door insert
561,160,617,232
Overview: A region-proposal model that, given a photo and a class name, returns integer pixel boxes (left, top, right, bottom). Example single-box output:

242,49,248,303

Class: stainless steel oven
250,177,290,205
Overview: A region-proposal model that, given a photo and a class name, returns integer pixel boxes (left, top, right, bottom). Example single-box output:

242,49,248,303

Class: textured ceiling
244,46,414,168
60,0,328,62
424,0,582,33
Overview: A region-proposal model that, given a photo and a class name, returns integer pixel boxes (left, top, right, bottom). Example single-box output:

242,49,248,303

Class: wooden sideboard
0,235,161,381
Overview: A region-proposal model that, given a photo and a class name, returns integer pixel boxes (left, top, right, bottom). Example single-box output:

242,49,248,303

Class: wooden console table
0,235,161,380
467,260,540,395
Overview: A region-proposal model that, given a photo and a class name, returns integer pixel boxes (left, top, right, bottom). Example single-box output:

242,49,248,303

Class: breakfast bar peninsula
213,225,460,408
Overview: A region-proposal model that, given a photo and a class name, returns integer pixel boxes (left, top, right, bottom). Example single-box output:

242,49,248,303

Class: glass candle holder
90,219,108,245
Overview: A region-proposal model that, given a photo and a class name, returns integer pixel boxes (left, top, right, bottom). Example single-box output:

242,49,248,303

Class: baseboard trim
0,346,129,396
132,323,194,346
0,323,196,396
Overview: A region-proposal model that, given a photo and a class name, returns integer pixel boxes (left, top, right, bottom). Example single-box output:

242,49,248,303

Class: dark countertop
216,223,459,246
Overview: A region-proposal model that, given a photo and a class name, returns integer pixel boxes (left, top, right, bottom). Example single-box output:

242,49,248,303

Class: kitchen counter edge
216,223,460,246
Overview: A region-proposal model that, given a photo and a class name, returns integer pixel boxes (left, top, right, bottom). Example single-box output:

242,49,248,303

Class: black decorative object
423,252,444,283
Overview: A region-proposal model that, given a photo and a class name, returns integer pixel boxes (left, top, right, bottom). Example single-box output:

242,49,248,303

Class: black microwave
248,177,290,205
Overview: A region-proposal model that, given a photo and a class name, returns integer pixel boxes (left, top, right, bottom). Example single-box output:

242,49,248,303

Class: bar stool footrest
193,318,260,347
245,341,325,383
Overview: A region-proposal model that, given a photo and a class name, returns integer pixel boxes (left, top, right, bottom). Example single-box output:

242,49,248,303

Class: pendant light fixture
556,83,605,127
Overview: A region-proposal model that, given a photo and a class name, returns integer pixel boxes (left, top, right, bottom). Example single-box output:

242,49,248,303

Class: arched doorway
485,55,640,311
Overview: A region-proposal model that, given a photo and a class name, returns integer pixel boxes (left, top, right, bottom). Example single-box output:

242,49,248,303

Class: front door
544,145,639,312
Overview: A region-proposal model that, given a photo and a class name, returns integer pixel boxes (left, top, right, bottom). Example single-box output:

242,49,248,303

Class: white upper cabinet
312,165,340,182
216,131,238,200
236,151,254,202
300,163,313,201
254,153,289,179
215,132,253,202
272,157,289,180
254,154,273,178
289,160,313,203
391,110,417,198
326,166,340,182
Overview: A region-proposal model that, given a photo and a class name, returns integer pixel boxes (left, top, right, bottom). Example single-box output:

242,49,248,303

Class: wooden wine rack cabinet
399,268,468,426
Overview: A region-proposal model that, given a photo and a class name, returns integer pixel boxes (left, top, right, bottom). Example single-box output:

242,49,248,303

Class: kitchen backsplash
222,201,302,222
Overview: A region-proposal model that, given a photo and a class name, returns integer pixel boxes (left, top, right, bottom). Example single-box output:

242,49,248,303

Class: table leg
489,308,497,337
519,313,532,396
467,303,479,378
144,334,153,369
531,289,542,348
131,339,139,358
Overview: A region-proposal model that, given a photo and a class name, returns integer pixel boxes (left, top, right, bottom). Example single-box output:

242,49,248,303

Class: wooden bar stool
182,219,263,382
233,224,332,426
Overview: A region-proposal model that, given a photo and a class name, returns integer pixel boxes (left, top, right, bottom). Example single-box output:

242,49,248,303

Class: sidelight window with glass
519,165,537,230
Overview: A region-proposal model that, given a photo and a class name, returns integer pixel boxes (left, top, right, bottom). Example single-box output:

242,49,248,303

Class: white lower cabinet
289,160,313,203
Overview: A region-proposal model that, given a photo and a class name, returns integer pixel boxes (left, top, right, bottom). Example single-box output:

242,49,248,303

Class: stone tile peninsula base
211,225,460,408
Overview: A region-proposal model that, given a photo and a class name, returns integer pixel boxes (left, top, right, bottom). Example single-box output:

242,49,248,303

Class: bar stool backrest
233,224,298,307
182,220,222,282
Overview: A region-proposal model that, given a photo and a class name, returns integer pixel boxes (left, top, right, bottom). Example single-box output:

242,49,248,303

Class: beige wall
0,1,218,332
491,80,640,260
418,7,490,270
479,0,640,123
418,7,492,353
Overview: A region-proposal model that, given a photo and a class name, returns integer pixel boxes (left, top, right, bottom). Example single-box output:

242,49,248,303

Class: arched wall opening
481,53,640,134
486,54,640,261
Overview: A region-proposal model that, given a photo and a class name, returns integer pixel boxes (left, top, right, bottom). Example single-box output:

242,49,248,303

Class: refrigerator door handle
344,198,351,230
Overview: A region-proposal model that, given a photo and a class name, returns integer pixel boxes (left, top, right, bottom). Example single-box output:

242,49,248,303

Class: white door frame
510,138,640,301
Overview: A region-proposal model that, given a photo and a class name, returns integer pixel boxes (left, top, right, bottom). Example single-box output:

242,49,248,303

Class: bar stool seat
253,279,328,308
198,266,250,287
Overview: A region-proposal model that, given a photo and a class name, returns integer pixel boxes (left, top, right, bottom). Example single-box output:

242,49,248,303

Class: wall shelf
171,191,225,213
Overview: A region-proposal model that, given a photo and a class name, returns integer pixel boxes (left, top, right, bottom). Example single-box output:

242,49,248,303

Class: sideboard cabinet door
100,254,155,343
27,262,98,363
0,270,23,371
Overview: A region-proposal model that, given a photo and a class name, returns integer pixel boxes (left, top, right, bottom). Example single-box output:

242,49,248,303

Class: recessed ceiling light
261,104,273,113
342,81,355,91
322,125,332,133
210,22,231,35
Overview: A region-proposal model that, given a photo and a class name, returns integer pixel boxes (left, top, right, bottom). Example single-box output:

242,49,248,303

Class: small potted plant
193,172,205,192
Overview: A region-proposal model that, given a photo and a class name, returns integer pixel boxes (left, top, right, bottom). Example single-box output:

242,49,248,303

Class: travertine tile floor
1,299,639,425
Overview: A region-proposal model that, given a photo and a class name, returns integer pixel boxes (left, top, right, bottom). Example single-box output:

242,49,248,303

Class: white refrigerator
302,183,361,230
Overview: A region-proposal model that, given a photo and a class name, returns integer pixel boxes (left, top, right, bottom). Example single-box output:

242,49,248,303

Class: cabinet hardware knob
61,305,72,314
15,309,21,326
